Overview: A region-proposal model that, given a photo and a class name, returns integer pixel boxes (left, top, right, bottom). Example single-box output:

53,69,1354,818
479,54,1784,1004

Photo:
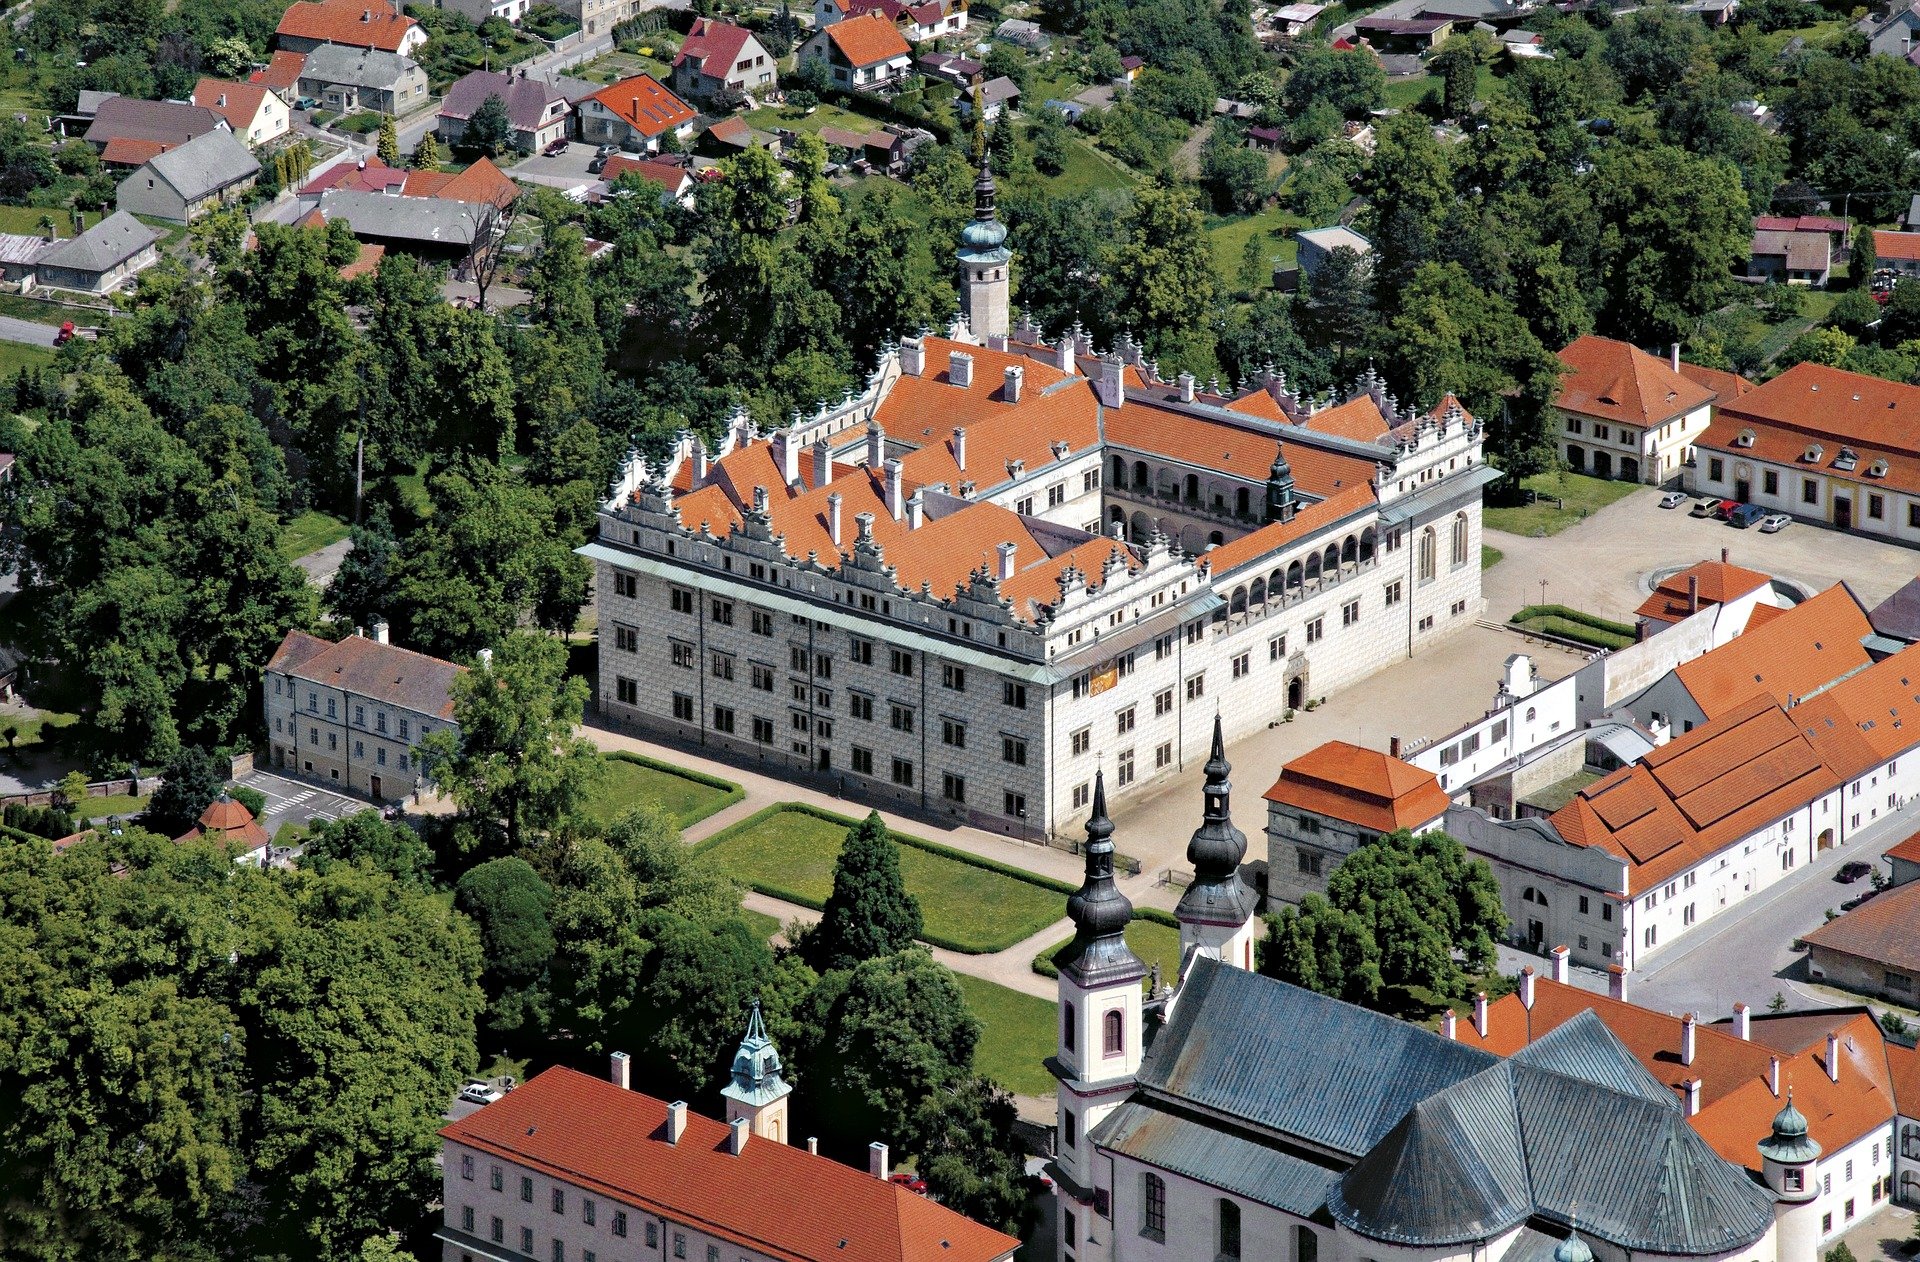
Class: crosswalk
238,772,363,826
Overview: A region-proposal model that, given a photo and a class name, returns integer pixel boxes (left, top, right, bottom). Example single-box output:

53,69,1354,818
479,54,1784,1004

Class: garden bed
1509,604,1635,650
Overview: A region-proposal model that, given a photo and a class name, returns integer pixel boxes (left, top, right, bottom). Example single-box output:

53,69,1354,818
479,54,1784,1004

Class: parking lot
509,140,606,190
233,768,369,837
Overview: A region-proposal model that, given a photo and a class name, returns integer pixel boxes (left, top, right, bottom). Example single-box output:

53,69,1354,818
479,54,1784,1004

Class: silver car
1658,490,1686,508
1759,513,1791,533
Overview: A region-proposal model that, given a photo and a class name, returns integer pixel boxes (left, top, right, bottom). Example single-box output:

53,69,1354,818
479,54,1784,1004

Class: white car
1658,490,1687,508
459,1081,504,1106
1759,513,1791,533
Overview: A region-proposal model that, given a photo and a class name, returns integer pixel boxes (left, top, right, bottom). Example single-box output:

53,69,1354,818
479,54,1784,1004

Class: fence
0,775,161,810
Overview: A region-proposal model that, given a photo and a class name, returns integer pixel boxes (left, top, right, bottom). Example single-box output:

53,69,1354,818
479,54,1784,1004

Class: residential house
1858,1,1920,58
1293,224,1371,286
1889,831,1920,886
1876,228,1920,278
1271,2,1327,34
302,154,411,193
85,97,226,168
1499,28,1550,56
599,154,694,206
304,190,493,260
955,74,1019,120
1246,124,1283,149
577,74,697,152
815,0,968,41
1632,555,1773,638
798,15,915,90
439,68,572,154
1352,14,1454,49
298,44,430,116
0,233,46,287
671,18,777,103
33,211,161,294
1757,213,1851,246
1449,968,1920,1229
274,0,427,55
549,0,632,38
50,88,118,139
1555,334,1717,485
248,50,309,104
1262,739,1451,903
1803,880,1920,1003
1749,228,1833,286
437,0,531,28
264,625,463,800
918,51,984,87
437,1018,1020,1262
115,128,260,223
1116,54,1144,80
401,155,518,203
1689,361,1920,539
190,78,290,145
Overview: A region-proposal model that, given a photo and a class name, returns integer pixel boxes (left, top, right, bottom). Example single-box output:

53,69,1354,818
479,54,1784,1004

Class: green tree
455,856,557,1034
421,633,604,855
1430,35,1480,119
912,1074,1037,1233
1829,287,1882,338
203,34,256,77
1322,829,1506,996
1200,129,1273,214
1602,2,1707,102
143,745,231,836
301,811,436,889
377,115,400,166
810,811,924,972
1281,44,1386,118
1299,244,1374,372
412,128,443,169
1589,144,1749,344
1261,893,1382,1004
1854,224,1878,288
1777,326,1855,368
464,93,513,157
1109,184,1219,377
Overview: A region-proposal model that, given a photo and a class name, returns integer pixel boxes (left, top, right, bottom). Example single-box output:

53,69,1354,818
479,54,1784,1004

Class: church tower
1052,773,1143,1240
1758,1091,1822,1262
1175,715,1258,970
956,152,1011,340
720,998,792,1143
1266,442,1296,524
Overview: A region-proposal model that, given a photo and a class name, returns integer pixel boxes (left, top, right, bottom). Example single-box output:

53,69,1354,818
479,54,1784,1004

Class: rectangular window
613,1211,628,1239
1384,580,1402,606
675,1234,687,1259
553,1241,565,1262
646,1224,659,1248
615,625,639,653
889,703,914,733
1048,482,1066,507
752,609,773,635
461,1154,474,1181
943,718,967,748
1156,741,1172,769
491,1165,503,1192
1232,652,1249,679
582,1199,596,1227
1219,1200,1241,1260
1708,457,1724,481
890,648,914,677
670,586,693,613
1306,616,1324,643
943,773,966,802
1871,493,1885,520
552,1187,565,1214
711,599,734,625
523,1229,535,1254
1004,680,1028,709
1270,634,1287,661
1072,781,1090,809
713,705,736,734
1803,478,1818,504
852,746,874,775
942,663,966,691
521,1176,534,1203
1004,791,1027,817
493,1217,505,1243
1071,726,1090,756
1764,470,1780,496
752,716,774,744
711,651,735,681
354,704,365,726
1186,673,1205,701
851,638,873,665
1117,748,1135,786
891,757,914,787
671,641,694,669
1003,735,1028,765
752,663,775,692
1117,706,1135,734
462,1205,475,1232
672,693,694,721
1342,600,1360,627
1155,688,1174,717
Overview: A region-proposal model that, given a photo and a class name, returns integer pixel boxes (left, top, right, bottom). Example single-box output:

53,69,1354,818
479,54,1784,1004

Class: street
0,315,58,347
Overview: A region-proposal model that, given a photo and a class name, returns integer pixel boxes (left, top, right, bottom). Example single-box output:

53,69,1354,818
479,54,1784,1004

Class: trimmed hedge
1509,604,1634,638
606,750,745,797
1525,616,1633,651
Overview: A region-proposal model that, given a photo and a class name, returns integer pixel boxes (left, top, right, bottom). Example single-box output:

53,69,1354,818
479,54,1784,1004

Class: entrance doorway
1735,478,1750,501
1818,828,1834,852
1621,456,1640,483
1835,498,1853,531
1593,450,1613,479
1287,676,1304,709
370,775,382,799
1527,919,1545,949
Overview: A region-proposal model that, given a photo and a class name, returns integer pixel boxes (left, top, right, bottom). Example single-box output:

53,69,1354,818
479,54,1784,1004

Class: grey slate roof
146,129,260,201
86,96,224,146
312,189,487,245
300,42,419,91
441,69,568,132
36,211,158,273
1098,1100,1338,1220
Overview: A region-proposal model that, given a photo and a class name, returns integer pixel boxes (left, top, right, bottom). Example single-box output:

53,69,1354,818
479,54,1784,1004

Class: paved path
293,537,353,590
0,315,57,347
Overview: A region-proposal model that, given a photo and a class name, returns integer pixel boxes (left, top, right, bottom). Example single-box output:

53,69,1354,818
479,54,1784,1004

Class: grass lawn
278,509,351,561
1381,76,1435,110
0,206,105,236
1032,916,1182,981
744,102,882,137
0,341,55,379
1482,544,1504,569
1207,205,1308,291
1483,471,1642,537
954,973,1056,1096
0,707,78,751
586,754,740,828
75,792,149,819
1047,135,1138,196
696,806,1067,953
743,907,784,941
0,293,90,325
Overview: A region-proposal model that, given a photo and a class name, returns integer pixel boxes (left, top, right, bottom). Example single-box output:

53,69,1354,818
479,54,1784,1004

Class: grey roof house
305,189,495,261
438,68,572,155
297,44,429,117
116,129,260,224
1747,227,1832,286
1859,2,1920,58
35,212,161,294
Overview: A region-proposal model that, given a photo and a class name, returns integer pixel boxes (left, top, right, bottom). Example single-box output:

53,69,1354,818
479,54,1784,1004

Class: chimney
361,7,371,17
1441,1009,1457,1040
1607,963,1627,1002
1683,1077,1701,1117
632,96,640,118
1681,1013,1696,1066
1389,736,1402,759
692,442,709,485
357,155,366,170
666,1101,688,1145
1003,364,1022,403
1095,355,1125,409
813,438,833,487
1688,574,1699,614
827,494,842,547
609,1050,631,1089
1670,342,1681,372
1769,1056,1781,1097
1733,1002,1751,1041
371,617,389,645
1721,546,1729,564
1518,967,1535,1011
1178,372,1196,403
1549,944,1569,983
729,1117,750,1155
868,1142,889,1180
885,458,904,521
1472,991,1489,1037
866,421,885,469
217,92,227,107
996,541,1017,582
907,490,924,529
1826,1031,1840,1082
779,433,800,487
901,337,926,376
807,1137,819,1155
1058,336,1075,376
952,426,967,471
949,350,974,389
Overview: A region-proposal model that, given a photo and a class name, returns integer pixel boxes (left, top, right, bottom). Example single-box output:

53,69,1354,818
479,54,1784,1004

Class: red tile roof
179,794,271,848
440,1068,1020,1262
1668,582,1871,718
407,155,516,205
267,629,464,719
675,17,754,77
1556,334,1717,427
302,155,409,193
585,74,696,137
101,136,173,167
1876,229,1920,262
1802,880,1920,974
249,49,308,93
1886,830,1920,867
1633,558,1771,626
191,78,274,132
1697,361,1920,497
339,241,384,278
603,154,690,193
275,0,420,51
825,14,913,66
1676,361,1755,402
1262,740,1452,832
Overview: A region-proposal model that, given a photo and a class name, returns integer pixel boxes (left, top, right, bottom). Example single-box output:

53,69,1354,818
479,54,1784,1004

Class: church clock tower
956,152,1011,340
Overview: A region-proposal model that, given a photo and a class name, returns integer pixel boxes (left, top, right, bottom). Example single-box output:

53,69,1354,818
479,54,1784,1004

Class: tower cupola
1174,717,1259,969
721,998,792,1142
1266,443,1296,523
1058,772,1142,986
955,152,1011,340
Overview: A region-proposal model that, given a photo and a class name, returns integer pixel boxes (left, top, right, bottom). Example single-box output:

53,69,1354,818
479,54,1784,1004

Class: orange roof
1886,829,1920,867
1302,395,1392,442
1262,739,1452,833
603,154,690,192
1803,879,1920,975
1199,482,1375,578
1104,399,1378,502
1557,335,1717,427
275,0,420,51
177,794,271,848
191,77,273,131
1669,582,1871,718
584,74,696,137
101,136,172,166
1875,229,1920,262
404,156,516,205
339,241,384,279
1633,558,1771,626
249,49,308,92
1697,361,1920,496
441,1068,1020,1262
267,629,464,719
1451,978,1902,1168
1743,602,1785,630
825,14,913,65
1677,362,1755,401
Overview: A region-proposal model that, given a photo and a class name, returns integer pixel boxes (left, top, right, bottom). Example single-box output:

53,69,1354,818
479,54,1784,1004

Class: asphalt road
0,315,58,347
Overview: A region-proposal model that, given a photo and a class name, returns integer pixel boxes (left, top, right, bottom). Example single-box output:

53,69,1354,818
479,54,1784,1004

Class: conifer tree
809,811,923,971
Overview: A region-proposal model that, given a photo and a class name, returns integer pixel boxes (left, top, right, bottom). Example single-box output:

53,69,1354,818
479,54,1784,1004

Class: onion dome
1058,772,1144,987
1176,716,1257,927
1758,1090,1822,1165
957,153,1010,261
1554,1232,1593,1262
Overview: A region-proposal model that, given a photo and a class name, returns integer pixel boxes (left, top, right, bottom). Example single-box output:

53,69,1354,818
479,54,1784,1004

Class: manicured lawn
696,806,1068,953
278,509,351,561
0,340,55,379
1483,471,1643,537
1482,544,1504,569
76,792,149,820
0,205,104,236
0,293,88,325
1207,205,1308,291
1509,603,1636,650
742,907,784,941
0,707,78,751
585,754,740,828
1032,916,1182,981
744,102,882,137
954,973,1057,1096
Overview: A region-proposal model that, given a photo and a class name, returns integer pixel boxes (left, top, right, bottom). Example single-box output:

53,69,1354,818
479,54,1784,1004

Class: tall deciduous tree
1109,184,1219,378
1261,893,1381,1004
455,856,557,1033
1589,144,1749,344
810,811,923,972
143,745,231,835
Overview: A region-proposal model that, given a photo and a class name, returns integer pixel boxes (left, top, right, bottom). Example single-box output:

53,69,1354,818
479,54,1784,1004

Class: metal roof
1097,1100,1339,1220
37,211,158,273
145,129,260,200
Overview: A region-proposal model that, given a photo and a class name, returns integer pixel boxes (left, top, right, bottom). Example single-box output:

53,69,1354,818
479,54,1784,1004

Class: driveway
508,140,604,191
234,768,369,836
0,316,57,347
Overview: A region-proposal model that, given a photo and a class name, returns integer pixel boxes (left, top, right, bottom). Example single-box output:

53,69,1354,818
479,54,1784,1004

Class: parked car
296,96,318,110
1837,861,1873,883
1689,497,1718,517
544,137,570,156
888,1173,929,1195
1759,513,1792,533
1659,490,1687,508
458,1081,505,1105
1729,503,1767,528
1714,498,1740,520
54,320,74,345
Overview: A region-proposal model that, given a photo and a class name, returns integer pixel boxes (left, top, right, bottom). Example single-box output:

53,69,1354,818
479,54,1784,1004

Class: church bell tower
1175,715,1258,969
956,152,1011,340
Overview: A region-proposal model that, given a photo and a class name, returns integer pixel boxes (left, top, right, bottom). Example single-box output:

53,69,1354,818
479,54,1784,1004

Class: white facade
1560,395,1712,486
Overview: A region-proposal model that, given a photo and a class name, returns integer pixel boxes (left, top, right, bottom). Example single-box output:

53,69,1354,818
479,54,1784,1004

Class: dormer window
1834,446,1858,471
1870,459,1889,478
1736,428,1755,448
1804,443,1824,463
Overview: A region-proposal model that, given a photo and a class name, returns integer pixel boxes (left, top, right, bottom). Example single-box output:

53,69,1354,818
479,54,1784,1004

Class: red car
888,1173,929,1195
1715,498,1739,520
54,321,74,345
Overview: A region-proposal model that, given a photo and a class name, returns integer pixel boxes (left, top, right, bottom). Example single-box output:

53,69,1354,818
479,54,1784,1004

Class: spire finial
1059,770,1140,982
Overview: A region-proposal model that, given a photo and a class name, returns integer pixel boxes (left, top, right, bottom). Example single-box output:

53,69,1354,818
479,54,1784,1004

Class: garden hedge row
1509,604,1635,638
